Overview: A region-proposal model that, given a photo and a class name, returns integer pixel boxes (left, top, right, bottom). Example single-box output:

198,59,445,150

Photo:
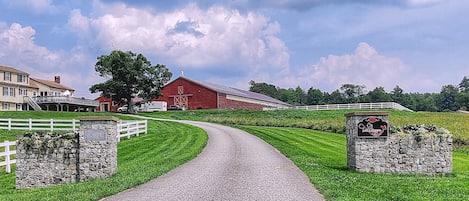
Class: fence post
29,118,32,131
5,141,11,173
72,119,76,131
50,119,54,132
127,122,131,139
8,118,11,131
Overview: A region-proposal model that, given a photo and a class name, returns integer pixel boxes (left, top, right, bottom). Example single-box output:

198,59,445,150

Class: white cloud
79,2,290,73
67,9,91,36
1,0,57,14
0,23,61,69
406,0,442,7
296,42,410,92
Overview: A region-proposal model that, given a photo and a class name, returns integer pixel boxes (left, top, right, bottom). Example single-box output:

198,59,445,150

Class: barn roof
177,77,290,106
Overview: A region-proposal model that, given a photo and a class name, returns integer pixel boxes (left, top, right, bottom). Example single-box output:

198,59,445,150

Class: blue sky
1,0,468,98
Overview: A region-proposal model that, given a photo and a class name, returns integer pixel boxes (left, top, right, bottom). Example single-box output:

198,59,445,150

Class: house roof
175,77,290,106
0,65,29,75
30,78,74,91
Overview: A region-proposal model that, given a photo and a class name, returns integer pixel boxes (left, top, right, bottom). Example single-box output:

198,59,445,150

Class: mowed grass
142,109,469,148
237,126,469,201
0,112,207,201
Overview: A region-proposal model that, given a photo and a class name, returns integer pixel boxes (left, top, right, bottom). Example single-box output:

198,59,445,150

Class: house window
16,104,22,110
3,87,15,96
17,74,28,83
4,72,11,81
2,102,9,110
19,88,27,96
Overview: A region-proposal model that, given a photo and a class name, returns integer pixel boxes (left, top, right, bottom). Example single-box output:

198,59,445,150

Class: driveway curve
103,118,324,201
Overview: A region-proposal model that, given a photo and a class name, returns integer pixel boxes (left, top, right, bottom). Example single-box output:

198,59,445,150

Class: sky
1,0,468,98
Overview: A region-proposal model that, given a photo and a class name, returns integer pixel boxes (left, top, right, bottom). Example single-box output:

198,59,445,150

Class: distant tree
459,76,469,93
90,50,172,113
457,92,469,111
457,76,469,110
437,85,460,111
249,81,279,99
391,85,404,103
294,86,307,105
278,88,298,105
366,87,392,102
306,87,324,105
327,90,346,104
339,84,365,103
411,93,438,112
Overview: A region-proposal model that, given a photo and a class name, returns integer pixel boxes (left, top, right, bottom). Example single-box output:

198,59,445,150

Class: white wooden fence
0,141,16,173
117,120,148,142
0,118,147,173
0,118,80,131
265,102,413,112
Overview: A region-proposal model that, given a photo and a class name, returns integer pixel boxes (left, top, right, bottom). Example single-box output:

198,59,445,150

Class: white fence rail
117,120,148,142
0,141,16,173
265,102,413,112
0,119,80,131
0,119,147,173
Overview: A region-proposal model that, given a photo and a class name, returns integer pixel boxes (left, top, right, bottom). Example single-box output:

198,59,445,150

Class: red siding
155,77,272,110
155,78,218,110
95,96,119,112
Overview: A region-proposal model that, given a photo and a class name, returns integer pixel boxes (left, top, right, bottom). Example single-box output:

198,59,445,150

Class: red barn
155,77,290,110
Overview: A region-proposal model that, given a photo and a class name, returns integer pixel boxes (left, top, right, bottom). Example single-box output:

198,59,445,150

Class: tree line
249,76,469,112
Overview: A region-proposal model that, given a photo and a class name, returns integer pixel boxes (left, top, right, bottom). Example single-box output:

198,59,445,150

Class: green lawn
237,126,469,201
140,109,469,149
0,112,207,201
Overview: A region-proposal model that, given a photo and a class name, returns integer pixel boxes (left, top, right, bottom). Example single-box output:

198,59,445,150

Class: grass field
2,109,469,200
237,126,469,201
140,109,469,148
0,111,207,201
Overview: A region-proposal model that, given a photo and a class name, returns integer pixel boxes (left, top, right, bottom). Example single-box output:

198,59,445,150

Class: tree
90,50,172,113
366,87,392,103
457,76,469,111
339,84,365,103
294,86,307,105
437,85,460,111
459,76,469,93
249,81,279,99
306,87,324,105
326,90,346,104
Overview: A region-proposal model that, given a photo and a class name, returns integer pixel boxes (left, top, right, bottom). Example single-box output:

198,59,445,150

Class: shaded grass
0,115,207,201
236,126,469,201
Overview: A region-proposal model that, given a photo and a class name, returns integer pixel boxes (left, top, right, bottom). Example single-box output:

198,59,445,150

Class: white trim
226,94,289,107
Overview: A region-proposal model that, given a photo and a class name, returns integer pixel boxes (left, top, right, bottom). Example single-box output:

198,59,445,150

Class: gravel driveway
103,119,324,201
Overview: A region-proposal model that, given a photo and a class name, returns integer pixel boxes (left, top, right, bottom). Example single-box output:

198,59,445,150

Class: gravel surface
103,119,324,201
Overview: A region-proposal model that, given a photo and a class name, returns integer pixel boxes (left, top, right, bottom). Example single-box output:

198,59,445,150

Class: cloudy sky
1,0,468,98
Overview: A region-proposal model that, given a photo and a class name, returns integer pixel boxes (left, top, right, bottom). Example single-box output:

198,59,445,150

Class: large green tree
90,50,172,113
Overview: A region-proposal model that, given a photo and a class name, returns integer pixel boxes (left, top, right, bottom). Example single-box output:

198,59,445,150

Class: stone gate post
345,112,390,171
78,116,118,181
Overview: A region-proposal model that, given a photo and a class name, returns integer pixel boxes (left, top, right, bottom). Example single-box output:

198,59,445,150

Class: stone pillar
78,116,118,181
345,112,390,171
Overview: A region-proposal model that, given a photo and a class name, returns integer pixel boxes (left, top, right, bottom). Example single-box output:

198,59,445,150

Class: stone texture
16,117,118,189
78,116,118,181
346,112,452,175
16,133,79,189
